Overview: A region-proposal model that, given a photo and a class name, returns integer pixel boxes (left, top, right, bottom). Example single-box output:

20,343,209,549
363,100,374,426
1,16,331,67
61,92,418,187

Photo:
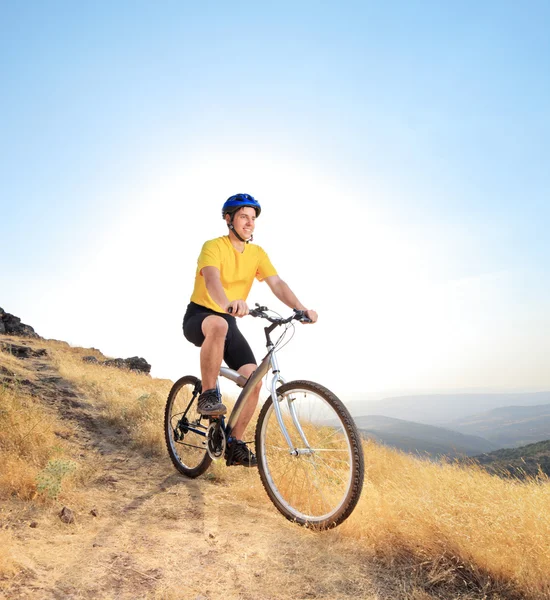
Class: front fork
269,372,313,456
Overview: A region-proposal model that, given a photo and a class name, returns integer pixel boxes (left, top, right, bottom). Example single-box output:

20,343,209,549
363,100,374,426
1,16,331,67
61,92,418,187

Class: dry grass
335,441,550,599
175,409,550,597
208,435,550,597
189,419,550,598
2,337,550,598
0,348,35,381
0,384,74,501
45,340,173,456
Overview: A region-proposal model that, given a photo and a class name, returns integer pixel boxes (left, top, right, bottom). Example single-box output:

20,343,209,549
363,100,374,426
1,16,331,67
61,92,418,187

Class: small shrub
36,459,77,499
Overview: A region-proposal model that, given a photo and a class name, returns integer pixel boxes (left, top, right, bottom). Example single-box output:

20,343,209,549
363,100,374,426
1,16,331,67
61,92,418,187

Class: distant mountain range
469,440,550,479
346,391,550,425
354,415,497,458
443,404,550,448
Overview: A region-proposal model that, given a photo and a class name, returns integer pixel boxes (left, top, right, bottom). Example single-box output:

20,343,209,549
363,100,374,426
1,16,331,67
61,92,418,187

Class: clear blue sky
2,1,549,397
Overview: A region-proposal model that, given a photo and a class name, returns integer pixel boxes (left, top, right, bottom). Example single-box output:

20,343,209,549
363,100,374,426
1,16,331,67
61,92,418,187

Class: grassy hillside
447,404,550,448
354,414,497,457
2,335,550,599
470,439,550,479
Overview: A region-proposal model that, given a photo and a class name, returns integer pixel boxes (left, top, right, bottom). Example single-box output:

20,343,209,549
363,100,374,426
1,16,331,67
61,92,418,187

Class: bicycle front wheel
164,375,212,478
255,380,364,529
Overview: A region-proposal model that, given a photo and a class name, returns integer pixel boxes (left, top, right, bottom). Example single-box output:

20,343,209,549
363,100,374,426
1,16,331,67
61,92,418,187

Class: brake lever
292,309,312,324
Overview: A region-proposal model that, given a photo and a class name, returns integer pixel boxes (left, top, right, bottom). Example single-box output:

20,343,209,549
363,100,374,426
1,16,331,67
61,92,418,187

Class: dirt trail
0,340,394,600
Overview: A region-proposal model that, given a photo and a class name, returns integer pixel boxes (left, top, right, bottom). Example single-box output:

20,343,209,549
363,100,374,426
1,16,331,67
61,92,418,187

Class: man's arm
264,275,318,323
202,266,248,317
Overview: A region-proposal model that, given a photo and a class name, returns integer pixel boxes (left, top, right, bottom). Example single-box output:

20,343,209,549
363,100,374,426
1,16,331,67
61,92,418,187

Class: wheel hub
175,417,189,441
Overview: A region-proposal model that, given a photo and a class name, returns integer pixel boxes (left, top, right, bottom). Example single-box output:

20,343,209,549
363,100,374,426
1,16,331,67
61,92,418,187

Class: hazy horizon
344,388,550,425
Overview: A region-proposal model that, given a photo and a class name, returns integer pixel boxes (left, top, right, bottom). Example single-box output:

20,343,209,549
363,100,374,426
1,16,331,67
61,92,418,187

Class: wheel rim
167,379,209,470
259,388,354,524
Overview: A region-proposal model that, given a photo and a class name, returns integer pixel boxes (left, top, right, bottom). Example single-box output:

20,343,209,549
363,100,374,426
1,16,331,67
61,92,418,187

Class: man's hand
303,309,318,323
227,299,249,317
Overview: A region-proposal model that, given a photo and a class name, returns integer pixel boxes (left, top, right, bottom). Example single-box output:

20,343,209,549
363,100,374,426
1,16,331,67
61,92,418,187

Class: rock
30,521,38,528
59,507,75,524
99,356,151,374
90,508,98,517
103,358,126,369
82,356,99,364
123,356,151,374
0,307,40,338
0,342,47,359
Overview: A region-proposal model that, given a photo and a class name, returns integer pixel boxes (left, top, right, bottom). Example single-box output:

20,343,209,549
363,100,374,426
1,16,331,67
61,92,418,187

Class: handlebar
250,304,312,324
228,304,312,324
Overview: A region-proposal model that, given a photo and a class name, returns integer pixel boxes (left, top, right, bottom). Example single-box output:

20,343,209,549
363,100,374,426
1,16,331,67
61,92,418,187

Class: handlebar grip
228,306,253,316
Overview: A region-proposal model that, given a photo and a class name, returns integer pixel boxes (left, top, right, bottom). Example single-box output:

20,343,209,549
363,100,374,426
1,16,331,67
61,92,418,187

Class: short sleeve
256,248,277,281
197,240,221,274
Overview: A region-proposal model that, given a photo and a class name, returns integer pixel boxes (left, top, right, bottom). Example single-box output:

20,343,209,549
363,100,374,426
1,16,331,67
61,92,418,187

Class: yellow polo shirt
190,236,277,312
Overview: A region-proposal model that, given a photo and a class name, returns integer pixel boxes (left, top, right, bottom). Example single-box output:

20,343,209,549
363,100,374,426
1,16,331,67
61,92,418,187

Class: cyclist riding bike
182,193,318,467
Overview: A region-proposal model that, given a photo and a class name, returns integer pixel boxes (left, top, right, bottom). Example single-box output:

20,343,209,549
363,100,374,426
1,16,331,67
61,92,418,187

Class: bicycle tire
255,380,364,529
164,375,212,478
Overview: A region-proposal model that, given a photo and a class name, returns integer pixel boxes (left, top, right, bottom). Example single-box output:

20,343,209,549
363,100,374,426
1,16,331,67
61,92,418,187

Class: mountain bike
164,305,364,529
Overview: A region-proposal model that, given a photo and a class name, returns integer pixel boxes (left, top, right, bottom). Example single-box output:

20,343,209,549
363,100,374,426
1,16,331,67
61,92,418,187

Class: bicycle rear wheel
165,375,212,478
255,380,364,529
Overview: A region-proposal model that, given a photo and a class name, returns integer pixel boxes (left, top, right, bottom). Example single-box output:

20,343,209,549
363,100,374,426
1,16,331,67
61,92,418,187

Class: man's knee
238,364,262,391
238,363,255,377
202,316,229,339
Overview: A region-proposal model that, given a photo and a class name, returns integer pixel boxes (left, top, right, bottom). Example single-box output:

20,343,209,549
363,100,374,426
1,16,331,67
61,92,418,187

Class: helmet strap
228,214,253,243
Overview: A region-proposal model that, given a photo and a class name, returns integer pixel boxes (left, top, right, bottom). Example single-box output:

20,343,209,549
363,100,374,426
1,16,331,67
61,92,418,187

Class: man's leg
197,316,228,415
229,363,263,440
200,316,228,389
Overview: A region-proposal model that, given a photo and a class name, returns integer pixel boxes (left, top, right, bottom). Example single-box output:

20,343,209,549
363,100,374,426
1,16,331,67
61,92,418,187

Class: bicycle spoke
309,455,349,487
165,376,212,477
258,382,363,528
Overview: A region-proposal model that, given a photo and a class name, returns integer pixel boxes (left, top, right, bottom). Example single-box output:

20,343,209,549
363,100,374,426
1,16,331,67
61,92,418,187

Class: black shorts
182,302,256,372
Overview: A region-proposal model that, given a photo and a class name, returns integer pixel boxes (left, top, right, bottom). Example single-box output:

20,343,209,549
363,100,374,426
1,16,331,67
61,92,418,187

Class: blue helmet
221,193,261,219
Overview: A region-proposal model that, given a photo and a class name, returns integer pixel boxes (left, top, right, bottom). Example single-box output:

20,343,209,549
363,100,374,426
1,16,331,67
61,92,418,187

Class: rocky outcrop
0,341,47,359
0,307,40,338
1,306,151,375
82,355,151,375
104,357,151,374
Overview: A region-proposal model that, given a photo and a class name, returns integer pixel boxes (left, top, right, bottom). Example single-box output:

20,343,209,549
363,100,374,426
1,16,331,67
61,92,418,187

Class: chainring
206,422,226,460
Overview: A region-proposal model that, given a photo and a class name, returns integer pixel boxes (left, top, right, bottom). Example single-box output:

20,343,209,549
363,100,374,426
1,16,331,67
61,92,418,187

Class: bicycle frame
219,330,312,456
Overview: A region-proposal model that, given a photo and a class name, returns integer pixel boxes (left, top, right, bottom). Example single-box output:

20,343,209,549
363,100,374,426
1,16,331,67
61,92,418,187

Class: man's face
227,206,256,240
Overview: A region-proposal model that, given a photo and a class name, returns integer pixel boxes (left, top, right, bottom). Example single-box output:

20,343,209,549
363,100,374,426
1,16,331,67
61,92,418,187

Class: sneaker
225,439,257,468
197,389,227,416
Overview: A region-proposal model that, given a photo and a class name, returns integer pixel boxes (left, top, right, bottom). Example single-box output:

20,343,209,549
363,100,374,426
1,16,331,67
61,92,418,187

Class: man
183,193,318,467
